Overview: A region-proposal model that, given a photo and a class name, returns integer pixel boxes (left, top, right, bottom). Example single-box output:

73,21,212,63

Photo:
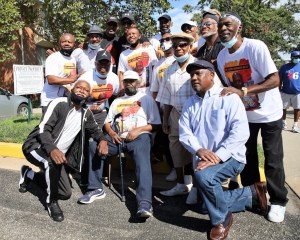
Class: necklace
203,44,214,59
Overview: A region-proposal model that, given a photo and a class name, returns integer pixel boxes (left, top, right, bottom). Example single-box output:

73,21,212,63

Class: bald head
59,33,75,50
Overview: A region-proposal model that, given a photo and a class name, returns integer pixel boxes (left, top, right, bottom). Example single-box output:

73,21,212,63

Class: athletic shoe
186,187,197,205
47,200,64,222
19,165,32,193
78,189,106,204
268,205,286,223
137,201,153,218
160,183,190,196
282,121,288,130
165,168,177,182
292,125,299,133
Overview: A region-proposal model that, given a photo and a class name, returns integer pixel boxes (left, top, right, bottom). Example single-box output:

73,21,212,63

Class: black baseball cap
186,60,215,73
121,13,134,22
95,50,111,62
107,16,118,24
158,14,171,21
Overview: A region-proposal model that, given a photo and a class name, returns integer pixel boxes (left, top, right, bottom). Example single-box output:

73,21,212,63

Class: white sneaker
282,121,288,130
165,168,177,182
268,205,286,223
160,183,190,196
186,187,198,205
292,125,299,133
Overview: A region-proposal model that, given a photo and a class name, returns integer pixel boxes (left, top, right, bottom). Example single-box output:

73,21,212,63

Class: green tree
0,0,23,63
183,0,300,60
42,0,174,45
0,0,174,61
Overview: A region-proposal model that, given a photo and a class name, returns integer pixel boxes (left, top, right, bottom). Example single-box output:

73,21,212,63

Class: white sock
283,120,287,124
293,122,298,127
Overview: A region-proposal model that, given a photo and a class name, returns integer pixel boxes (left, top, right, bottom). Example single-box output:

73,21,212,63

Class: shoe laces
87,189,101,197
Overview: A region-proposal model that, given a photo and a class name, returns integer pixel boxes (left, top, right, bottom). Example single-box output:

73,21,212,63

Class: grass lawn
0,114,42,144
0,114,265,167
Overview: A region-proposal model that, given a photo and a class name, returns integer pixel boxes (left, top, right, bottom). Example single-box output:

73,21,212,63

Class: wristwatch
241,87,248,96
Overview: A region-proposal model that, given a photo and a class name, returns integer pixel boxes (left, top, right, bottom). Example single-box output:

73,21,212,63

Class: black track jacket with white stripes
22,97,106,172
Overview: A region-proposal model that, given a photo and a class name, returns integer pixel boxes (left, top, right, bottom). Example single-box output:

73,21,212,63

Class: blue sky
153,0,200,33
152,0,299,60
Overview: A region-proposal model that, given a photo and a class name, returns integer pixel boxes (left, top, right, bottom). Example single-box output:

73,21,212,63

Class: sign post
13,65,44,122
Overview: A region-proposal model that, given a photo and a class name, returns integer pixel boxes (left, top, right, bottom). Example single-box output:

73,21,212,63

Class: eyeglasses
160,37,171,43
172,42,189,49
199,21,217,28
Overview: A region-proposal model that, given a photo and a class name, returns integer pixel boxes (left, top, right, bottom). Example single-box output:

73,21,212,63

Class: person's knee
58,190,72,200
194,170,210,188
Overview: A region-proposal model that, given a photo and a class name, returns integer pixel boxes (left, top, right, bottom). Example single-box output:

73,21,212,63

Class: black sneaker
137,201,153,218
19,165,32,193
47,200,64,222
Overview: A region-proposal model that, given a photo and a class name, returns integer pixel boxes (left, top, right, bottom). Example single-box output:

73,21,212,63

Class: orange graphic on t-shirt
158,63,172,79
224,58,260,111
127,52,150,74
224,59,251,84
116,100,141,114
91,83,113,100
63,62,76,77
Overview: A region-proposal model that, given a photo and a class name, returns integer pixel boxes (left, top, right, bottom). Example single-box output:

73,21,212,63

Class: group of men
17,9,293,240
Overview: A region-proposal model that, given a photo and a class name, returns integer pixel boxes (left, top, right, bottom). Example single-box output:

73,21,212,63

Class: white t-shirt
71,48,92,73
150,55,176,93
118,46,158,95
83,47,104,68
56,108,82,154
41,52,77,107
104,91,161,138
150,34,162,51
79,69,119,110
217,37,282,123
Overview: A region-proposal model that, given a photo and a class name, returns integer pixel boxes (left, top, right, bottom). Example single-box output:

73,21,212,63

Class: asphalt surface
0,168,299,240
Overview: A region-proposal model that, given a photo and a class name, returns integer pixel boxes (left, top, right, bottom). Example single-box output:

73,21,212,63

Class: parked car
0,87,32,119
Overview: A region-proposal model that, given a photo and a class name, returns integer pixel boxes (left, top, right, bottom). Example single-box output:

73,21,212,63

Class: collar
196,83,221,99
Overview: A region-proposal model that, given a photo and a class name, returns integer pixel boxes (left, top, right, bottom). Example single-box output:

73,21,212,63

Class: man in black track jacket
19,80,108,222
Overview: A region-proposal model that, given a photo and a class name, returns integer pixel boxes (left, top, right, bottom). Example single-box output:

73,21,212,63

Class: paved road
0,168,299,240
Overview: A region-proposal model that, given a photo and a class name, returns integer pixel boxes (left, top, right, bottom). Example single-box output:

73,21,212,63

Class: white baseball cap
123,70,139,81
181,21,197,30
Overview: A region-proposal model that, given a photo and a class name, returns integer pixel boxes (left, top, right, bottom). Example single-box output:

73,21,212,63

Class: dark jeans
23,148,72,203
241,119,288,206
88,133,153,204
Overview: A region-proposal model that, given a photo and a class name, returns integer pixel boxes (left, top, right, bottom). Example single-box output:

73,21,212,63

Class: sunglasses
199,21,216,28
160,37,171,43
172,42,189,49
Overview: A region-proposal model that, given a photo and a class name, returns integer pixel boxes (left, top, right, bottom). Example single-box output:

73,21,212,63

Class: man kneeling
19,80,107,222
179,60,268,239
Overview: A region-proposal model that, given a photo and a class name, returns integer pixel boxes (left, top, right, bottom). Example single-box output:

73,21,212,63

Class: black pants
23,148,72,203
241,119,288,206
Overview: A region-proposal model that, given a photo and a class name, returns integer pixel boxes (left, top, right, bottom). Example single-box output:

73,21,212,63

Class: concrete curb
0,142,24,159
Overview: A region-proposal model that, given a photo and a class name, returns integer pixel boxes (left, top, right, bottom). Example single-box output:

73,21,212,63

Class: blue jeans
194,158,252,225
88,133,153,204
